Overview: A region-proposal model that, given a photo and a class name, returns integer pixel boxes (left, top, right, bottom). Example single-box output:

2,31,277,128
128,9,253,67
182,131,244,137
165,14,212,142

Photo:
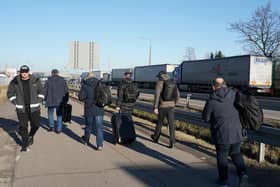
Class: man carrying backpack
202,77,248,187
116,71,139,114
78,72,105,150
151,71,180,148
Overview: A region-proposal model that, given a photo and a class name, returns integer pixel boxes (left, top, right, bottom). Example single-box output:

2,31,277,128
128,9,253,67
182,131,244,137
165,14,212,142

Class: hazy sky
0,0,279,72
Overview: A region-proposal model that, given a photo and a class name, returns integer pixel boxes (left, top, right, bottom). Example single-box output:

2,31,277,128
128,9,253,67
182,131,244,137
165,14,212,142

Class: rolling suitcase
111,112,136,144
62,103,72,123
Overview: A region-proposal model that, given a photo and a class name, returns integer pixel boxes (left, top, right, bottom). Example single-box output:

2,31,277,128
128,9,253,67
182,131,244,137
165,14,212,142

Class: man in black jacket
7,65,44,152
45,69,68,133
202,77,248,187
116,71,139,114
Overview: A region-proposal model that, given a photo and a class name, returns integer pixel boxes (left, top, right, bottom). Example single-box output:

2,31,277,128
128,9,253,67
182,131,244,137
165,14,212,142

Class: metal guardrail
68,87,280,163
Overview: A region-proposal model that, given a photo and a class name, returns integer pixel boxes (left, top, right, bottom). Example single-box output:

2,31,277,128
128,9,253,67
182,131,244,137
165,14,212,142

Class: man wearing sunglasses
7,65,44,152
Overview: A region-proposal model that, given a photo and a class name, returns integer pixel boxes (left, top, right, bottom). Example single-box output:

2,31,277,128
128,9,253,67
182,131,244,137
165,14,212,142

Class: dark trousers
17,110,40,148
154,107,175,145
120,103,134,114
215,143,247,182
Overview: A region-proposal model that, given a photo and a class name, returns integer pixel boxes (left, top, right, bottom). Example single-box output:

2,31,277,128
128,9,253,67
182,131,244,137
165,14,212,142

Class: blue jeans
48,106,62,132
215,143,247,182
84,116,104,147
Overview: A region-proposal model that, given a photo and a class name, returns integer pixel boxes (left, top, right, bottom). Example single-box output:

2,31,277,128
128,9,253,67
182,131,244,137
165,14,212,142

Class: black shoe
81,136,88,145
28,136,34,146
169,143,173,149
48,127,54,132
55,130,62,134
20,147,30,152
151,134,158,143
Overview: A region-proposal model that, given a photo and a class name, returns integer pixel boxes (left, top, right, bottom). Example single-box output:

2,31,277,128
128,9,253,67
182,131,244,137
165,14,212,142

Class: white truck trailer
134,64,177,88
176,55,272,92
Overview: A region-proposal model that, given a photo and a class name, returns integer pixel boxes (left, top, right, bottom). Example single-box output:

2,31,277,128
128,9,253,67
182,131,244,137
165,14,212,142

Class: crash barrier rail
68,86,280,163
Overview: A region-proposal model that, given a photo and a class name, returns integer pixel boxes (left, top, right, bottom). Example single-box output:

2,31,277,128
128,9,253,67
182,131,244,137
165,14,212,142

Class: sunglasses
20,70,29,73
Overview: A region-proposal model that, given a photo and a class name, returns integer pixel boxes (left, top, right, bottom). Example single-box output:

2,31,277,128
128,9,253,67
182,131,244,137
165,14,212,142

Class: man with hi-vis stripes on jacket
7,65,44,152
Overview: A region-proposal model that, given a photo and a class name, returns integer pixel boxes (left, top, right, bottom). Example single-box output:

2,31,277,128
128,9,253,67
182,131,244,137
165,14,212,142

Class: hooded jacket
153,73,180,109
7,75,44,113
45,75,69,107
78,77,104,117
202,87,243,145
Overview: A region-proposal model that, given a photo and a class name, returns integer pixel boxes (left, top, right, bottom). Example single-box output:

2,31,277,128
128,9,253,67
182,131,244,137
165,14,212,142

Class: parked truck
134,64,177,88
175,55,273,93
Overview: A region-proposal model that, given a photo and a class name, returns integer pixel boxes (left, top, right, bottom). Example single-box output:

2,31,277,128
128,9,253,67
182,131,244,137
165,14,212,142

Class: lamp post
139,37,152,65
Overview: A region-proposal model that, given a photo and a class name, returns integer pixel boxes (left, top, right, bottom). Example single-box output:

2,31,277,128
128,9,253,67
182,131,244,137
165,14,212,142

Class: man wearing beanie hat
116,70,139,114
45,69,69,133
7,65,44,152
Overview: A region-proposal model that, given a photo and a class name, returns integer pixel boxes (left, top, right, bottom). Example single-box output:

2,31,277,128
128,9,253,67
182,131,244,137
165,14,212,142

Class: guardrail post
258,142,265,163
186,94,192,108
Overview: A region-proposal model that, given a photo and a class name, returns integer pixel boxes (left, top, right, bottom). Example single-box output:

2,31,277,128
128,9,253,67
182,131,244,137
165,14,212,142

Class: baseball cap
20,65,30,73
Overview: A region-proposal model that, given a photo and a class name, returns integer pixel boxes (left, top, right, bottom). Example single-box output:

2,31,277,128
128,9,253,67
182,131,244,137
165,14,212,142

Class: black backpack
95,82,112,107
235,91,263,131
161,79,178,101
123,82,138,103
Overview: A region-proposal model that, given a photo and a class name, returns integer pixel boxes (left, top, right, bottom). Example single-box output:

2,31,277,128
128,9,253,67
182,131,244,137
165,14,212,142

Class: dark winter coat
116,78,139,113
202,87,243,145
7,75,44,113
45,75,69,107
78,77,104,117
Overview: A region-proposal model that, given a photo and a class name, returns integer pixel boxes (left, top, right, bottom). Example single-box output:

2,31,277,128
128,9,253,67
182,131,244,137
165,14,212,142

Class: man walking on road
78,72,105,150
151,71,180,148
7,65,44,152
116,71,139,114
45,69,69,133
202,77,248,187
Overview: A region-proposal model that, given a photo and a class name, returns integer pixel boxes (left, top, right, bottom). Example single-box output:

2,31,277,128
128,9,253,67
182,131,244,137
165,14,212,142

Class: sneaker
48,127,54,132
239,174,248,187
28,136,34,146
151,134,158,143
97,146,103,151
55,130,62,134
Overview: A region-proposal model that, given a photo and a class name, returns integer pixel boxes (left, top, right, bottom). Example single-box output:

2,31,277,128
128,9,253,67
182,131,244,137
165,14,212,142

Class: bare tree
184,47,196,61
230,2,280,57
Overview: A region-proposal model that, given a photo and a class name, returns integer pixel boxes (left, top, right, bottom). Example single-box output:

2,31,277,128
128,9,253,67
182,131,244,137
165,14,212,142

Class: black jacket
78,77,104,117
202,87,243,145
7,75,44,113
45,75,69,107
116,78,138,112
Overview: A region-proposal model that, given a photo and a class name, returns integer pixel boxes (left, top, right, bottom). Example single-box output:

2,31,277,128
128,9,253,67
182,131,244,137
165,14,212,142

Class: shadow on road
0,117,22,146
